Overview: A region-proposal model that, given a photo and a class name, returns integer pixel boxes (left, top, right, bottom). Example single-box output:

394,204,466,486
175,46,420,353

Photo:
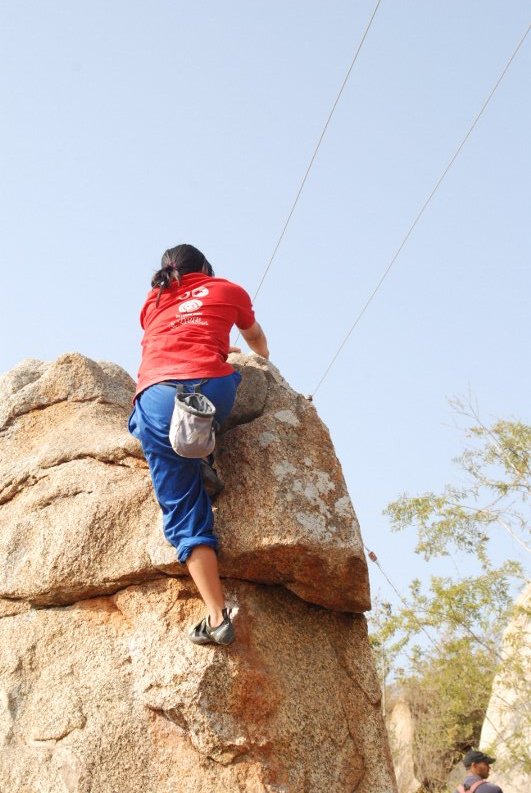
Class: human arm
240,321,269,359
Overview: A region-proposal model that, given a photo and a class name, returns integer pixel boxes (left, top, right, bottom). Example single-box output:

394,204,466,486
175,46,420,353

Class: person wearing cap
456,750,503,793
129,244,269,646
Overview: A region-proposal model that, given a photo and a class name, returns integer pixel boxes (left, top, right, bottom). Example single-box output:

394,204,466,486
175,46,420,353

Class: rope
235,0,383,344
365,546,438,648
310,23,530,398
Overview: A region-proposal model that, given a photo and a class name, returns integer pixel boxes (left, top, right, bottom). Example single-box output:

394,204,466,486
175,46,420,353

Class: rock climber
128,244,269,645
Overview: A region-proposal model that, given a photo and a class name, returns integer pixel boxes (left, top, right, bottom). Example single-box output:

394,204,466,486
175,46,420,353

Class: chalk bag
169,382,217,459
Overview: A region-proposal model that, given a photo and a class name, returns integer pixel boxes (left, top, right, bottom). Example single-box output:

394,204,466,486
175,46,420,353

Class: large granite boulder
0,352,369,612
0,578,395,793
479,582,531,793
0,353,394,793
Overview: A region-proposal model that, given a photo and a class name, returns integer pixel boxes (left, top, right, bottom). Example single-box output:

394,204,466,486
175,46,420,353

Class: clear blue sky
1,1,529,605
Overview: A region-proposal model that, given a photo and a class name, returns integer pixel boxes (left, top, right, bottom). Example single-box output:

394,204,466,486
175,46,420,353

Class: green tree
369,402,530,791
401,640,495,790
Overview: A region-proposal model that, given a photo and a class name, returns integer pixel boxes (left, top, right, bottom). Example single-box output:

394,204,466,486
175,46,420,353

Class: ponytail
151,244,214,306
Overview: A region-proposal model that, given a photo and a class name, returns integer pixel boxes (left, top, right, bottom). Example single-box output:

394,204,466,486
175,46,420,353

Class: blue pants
128,372,241,563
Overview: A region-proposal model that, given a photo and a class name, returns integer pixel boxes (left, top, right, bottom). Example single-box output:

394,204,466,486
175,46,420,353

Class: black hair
152,244,214,305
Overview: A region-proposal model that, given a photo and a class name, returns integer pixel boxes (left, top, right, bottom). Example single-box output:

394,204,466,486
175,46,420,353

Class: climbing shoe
200,457,224,500
188,608,235,646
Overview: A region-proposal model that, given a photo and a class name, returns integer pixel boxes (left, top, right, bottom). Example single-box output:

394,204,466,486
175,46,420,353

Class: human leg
129,373,241,639
199,370,241,424
129,385,217,561
186,545,225,627
182,372,242,632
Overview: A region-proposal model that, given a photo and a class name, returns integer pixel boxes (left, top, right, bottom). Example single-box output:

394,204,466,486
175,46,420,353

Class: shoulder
462,777,502,793
476,783,503,793
139,288,158,324
211,278,251,302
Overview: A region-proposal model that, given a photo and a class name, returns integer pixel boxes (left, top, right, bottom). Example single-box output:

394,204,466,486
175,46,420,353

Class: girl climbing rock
129,244,269,645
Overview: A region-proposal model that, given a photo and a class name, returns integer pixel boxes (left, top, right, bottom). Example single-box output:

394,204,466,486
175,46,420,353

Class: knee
177,536,219,564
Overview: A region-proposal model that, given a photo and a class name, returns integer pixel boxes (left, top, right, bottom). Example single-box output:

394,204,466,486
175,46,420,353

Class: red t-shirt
135,273,255,397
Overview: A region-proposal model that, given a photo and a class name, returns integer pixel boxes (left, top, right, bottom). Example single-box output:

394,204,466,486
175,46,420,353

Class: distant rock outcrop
387,699,420,793
0,353,395,793
480,582,531,793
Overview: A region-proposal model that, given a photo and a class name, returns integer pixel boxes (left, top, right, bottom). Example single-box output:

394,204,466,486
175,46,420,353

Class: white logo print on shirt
169,286,210,327
179,299,203,313
177,286,210,301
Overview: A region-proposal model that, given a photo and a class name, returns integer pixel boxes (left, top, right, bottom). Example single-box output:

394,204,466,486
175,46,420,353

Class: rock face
0,353,369,612
479,582,531,793
0,353,395,793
